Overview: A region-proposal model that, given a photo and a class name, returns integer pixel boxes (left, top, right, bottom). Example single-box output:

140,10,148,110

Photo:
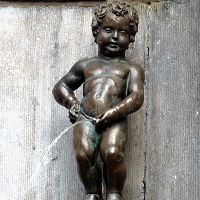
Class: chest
84,63,130,80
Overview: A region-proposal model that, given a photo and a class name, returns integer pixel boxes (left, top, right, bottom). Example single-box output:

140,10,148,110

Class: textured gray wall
146,1,200,199
0,1,199,200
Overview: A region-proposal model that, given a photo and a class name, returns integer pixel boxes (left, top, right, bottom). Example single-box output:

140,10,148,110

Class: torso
81,57,131,117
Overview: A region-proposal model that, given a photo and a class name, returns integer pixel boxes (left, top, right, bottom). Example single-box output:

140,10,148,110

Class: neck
98,52,126,61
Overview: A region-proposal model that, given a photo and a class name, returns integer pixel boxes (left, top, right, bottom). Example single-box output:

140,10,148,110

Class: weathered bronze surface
53,1,144,199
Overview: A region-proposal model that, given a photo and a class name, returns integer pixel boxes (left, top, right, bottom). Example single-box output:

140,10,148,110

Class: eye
120,30,128,35
103,27,113,33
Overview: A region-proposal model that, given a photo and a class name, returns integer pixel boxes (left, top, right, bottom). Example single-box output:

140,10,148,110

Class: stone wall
0,1,199,199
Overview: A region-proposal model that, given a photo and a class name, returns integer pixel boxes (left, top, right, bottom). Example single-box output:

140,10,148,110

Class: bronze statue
53,2,144,200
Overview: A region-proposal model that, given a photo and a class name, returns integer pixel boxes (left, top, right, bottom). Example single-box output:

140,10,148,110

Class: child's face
97,12,131,57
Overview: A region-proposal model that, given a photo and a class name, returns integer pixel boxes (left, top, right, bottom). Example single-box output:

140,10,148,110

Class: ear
94,34,97,43
130,35,135,43
93,30,99,44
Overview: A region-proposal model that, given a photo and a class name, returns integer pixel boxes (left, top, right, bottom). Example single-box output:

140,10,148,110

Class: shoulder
69,58,92,75
72,58,90,69
127,62,144,81
72,57,98,70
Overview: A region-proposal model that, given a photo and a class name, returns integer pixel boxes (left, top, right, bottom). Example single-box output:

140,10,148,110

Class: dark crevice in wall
141,3,151,200
146,47,150,60
142,152,147,200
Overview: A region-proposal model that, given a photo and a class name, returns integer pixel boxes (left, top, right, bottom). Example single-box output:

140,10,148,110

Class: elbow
52,82,63,103
52,83,59,100
135,90,144,111
52,85,56,98
138,90,144,106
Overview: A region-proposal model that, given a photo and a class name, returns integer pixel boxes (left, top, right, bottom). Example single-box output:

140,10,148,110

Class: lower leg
76,157,102,194
85,194,101,200
106,163,126,195
104,150,127,196
107,193,122,200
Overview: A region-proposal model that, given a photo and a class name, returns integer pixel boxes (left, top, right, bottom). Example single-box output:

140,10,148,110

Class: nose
112,31,119,40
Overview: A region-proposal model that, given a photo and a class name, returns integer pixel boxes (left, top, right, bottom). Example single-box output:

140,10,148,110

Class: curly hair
91,1,139,43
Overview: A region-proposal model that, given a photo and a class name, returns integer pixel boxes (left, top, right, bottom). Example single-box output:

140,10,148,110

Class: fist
95,109,115,130
69,103,80,124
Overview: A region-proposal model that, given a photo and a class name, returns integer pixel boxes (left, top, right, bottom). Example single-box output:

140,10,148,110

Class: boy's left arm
96,65,144,127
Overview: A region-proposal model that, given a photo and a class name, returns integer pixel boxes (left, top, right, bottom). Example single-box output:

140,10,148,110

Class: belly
81,89,123,117
81,77,127,117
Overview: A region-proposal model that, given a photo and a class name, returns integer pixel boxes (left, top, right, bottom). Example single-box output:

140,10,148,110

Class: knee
75,149,93,165
75,150,87,163
102,147,124,164
75,150,86,163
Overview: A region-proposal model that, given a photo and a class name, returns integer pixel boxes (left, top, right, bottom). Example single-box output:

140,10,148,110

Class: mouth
108,42,119,48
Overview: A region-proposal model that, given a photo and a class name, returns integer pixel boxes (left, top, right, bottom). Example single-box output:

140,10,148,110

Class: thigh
100,120,127,160
73,116,100,157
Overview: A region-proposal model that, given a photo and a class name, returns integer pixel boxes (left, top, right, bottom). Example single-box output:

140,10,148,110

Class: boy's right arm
52,60,86,123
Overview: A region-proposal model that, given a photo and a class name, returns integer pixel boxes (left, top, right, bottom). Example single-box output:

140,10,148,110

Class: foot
85,194,101,200
107,193,122,200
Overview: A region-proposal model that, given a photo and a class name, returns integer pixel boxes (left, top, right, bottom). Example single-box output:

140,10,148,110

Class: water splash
23,120,84,199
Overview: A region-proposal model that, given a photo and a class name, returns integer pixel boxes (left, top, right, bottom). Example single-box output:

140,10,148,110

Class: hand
69,103,80,124
95,109,116,130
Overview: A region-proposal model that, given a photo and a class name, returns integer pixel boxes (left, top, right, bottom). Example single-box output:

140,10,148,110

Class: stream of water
23,120,84,199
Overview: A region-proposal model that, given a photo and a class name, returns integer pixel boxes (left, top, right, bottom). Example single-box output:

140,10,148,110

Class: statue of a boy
53,1,144,200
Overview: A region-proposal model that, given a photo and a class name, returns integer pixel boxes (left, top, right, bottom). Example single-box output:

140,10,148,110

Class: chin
107,50,124,57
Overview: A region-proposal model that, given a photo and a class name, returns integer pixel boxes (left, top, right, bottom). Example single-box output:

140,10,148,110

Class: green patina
86,121,101,152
